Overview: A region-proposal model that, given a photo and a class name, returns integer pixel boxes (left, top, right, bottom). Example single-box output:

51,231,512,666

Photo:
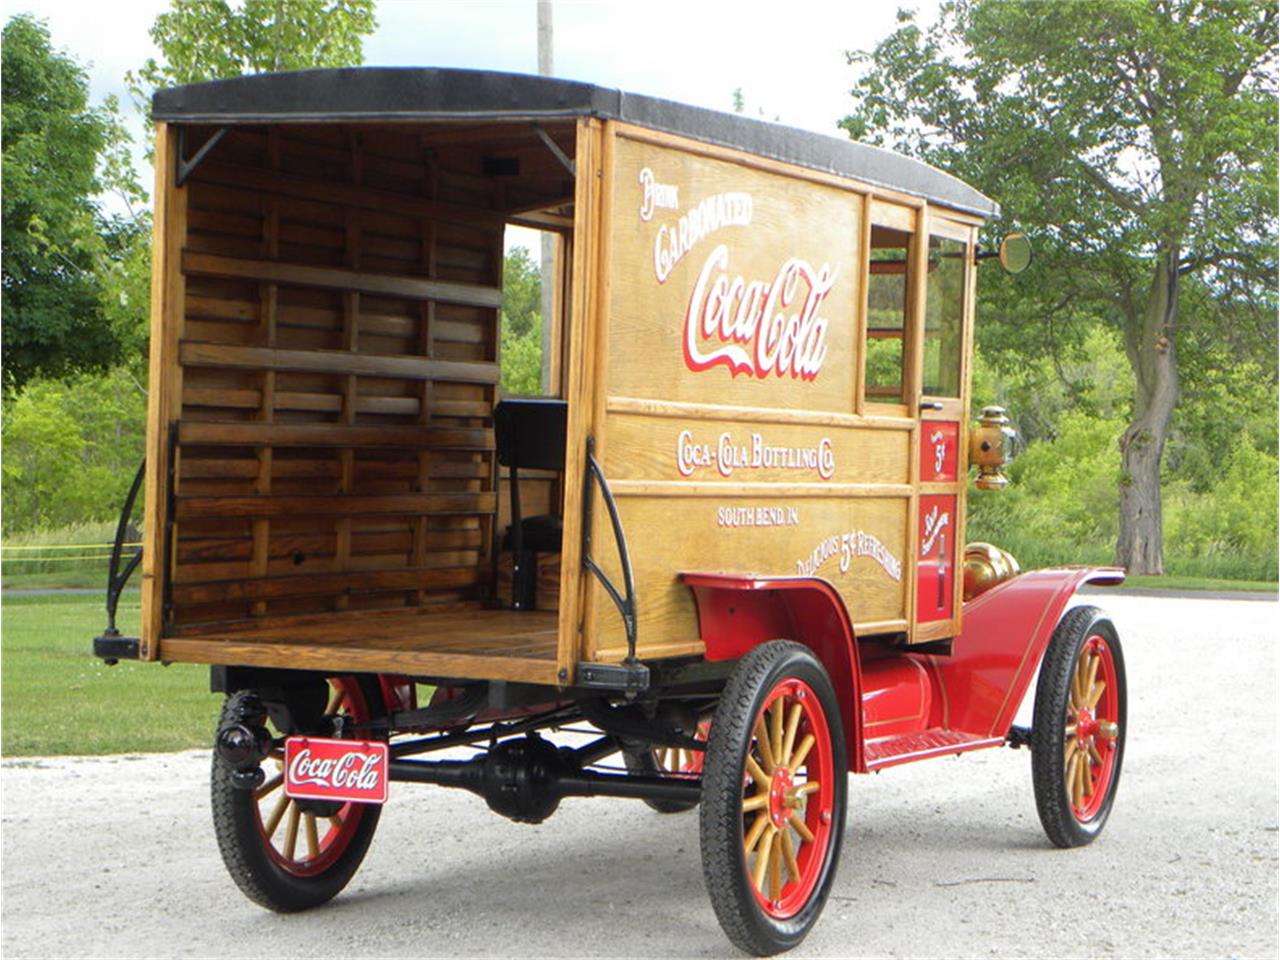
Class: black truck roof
152,67,998,218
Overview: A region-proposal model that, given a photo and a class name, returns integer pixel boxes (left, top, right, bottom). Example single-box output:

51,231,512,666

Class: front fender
681,573,866,772
928,566,1124,739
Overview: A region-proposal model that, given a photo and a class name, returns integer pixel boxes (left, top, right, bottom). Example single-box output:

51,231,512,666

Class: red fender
928,566,1125,739
681,573,866,773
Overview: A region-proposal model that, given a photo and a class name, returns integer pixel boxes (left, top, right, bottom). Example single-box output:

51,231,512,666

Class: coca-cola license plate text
284,737,389,805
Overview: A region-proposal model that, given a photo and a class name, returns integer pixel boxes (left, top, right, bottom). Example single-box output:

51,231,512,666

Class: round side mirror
999,233,1032,274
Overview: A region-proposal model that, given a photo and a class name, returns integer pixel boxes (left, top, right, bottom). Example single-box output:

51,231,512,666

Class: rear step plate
284,736,389,804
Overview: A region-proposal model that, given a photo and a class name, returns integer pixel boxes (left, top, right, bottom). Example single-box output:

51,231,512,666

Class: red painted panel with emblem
919,420,958,482
916,494,956,623
284,736,389,805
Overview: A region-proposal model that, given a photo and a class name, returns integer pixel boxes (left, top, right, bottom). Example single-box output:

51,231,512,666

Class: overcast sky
7,0,936,222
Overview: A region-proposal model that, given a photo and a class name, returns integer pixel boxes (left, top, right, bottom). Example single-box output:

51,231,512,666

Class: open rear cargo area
145,114,581,682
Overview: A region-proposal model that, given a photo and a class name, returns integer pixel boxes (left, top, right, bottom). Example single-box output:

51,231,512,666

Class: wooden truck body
95,68,1127,955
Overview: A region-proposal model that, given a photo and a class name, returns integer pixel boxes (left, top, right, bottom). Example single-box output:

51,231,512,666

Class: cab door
911,215,976,642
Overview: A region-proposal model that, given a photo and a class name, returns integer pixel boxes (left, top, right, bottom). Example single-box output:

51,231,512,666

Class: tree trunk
1116,248,1181,574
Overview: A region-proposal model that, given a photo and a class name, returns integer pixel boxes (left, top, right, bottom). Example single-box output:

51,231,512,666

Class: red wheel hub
1075,708,1098,742
768,768,796,829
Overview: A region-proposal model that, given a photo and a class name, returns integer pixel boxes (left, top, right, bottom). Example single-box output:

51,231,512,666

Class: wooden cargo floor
159,608,564,684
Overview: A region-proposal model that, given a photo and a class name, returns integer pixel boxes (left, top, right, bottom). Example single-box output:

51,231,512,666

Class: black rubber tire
1031,606,1127,848
699,641,847,956
211,677,384,912
622,748,700,814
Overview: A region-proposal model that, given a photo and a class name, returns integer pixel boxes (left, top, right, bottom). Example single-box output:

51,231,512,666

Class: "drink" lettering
639,167,679,222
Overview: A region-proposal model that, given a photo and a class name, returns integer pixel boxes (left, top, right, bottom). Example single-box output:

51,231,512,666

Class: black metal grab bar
104,459,145,636
581,436,639,669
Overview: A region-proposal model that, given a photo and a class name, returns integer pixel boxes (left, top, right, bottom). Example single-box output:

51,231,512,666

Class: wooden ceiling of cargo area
179,120,576,227
414,122,577,228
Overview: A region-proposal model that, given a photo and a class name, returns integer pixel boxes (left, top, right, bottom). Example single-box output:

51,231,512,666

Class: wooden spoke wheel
623,713,711,814
211,676,384,911
652,737,707,777
1031,606,1126,848
700,641,846,956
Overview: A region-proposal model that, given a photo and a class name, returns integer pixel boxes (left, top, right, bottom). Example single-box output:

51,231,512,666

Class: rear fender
681,573,866,772
928,567,1124,739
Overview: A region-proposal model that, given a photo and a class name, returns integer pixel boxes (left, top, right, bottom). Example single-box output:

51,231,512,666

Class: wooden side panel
588,128,913,660
556,117,606,684
140,124,188,658
605,138,858,413
592,494,909,662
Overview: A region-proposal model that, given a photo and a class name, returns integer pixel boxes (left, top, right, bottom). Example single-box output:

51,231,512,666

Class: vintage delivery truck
94,67,1126,955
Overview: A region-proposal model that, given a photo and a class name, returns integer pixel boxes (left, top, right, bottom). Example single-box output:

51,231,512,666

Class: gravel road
3,593,1276,958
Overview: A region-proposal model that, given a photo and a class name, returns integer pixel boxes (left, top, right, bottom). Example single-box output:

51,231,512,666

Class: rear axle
388,732,702,823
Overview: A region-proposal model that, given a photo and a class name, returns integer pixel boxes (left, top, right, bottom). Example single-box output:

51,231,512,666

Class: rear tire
700,641,846,956
623,712,711,814
1031,606,1126,848
211,676,384,912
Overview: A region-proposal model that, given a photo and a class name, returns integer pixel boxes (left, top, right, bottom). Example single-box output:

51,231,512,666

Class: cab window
864,226,912,405
922,235,967,398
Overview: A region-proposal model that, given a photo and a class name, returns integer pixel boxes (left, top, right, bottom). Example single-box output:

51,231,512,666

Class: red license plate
284,736,389,805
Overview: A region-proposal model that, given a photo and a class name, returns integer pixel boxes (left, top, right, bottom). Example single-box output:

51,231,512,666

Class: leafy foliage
845,0,1278,572
1,15,121,391
2,1,379,541
500,246,545,395
1164,439,1280,579
968,409,1124,568
129,0,377,101
1,368,147,533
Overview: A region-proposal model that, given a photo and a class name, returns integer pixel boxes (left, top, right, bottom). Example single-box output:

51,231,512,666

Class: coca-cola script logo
284,736,388,804
684,245,835,381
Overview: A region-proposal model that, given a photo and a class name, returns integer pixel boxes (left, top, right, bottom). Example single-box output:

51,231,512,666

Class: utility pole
537,0,554,394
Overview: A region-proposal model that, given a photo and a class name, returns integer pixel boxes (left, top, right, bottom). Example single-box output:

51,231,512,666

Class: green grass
1,593,214,756
2,520,137,591
2,570,116,590
1122,574,1278,594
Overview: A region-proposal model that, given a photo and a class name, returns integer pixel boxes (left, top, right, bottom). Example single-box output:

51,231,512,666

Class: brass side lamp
969,405,1018,491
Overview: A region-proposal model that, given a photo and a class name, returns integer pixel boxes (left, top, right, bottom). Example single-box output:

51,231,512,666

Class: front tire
211,676,384,911
700,641,847,956
1031,606,1126,848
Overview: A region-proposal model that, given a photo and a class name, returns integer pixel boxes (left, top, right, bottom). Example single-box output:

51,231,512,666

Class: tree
500,247,543,395
129,0,377,102
501,246,542,340
844,0,1277,574
2,15,120,392
1,368,147,531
